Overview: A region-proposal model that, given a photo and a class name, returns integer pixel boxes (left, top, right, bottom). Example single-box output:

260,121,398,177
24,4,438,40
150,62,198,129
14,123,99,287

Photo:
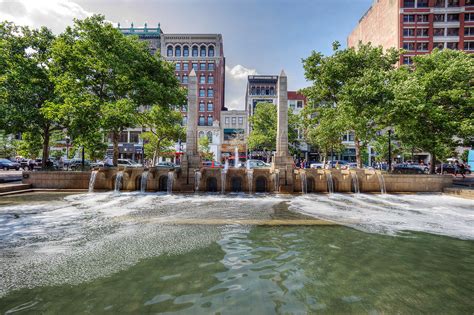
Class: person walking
459,162,466,179
454,160,460,177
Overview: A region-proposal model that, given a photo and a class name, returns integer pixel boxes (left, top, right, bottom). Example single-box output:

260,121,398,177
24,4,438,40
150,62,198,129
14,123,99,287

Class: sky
0,0,373,109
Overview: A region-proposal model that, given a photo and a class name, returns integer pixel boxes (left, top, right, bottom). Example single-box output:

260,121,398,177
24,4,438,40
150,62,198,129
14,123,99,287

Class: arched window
175,45,181,57
199,131,205,138
199,101,205,112
207,131,213,141
200,45,207,57
199,116,205,126
207,101,213,111
208,75,214,84
207,88,214,97
200,75,206,84
183,45,189,57
192,45,198,57
167,45,173,57
208,45,215,57
199,89,205,97
207,115,213,126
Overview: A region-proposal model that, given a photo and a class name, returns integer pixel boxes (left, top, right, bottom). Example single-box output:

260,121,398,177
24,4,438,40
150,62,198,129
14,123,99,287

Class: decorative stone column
180,69,201,192
272,70,294,193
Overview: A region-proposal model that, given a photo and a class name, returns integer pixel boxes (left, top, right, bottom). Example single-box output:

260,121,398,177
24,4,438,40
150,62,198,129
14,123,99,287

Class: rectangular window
192,63,198,71
433,42,445,49
464,41,474,50
416,15,429,23
434,0,445,7
208,63,215,71
199,102,205,112
403,15,415,23
176,74,181,82
119,132,128,143
183,63,189,71
446,42,458,49
467,13,474,22
200,63,206,71
200,76,205,84
175,63,181,71
297,101,303,108
465,27,474,36
225,117,230,125
403,56,413,65
434,28,445,36
207,89,214,97
238,117,243,125
182,116,187,126
446,28,459,36
447,0,459,7
447,14,459,22
208,76,214,84
404,0,415,7
403,28,415,37
466,0,474,6
434,14,445,22
207,116,213,126
199,116,205,126
182,75,188,84
231,117,236,125
130,132,140,144
416,28,429,37
403,42,415,50
199,89,205,97
207,102,213,111
416,42,429,51
417,0,428,7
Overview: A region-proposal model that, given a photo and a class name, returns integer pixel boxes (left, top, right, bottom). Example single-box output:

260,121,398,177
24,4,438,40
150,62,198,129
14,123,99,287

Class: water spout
114,171,123,193
224,159,229,171
140,171,149,193
195,170,201,192
234,147,239,168
247,169,254,194
351,172,360,194
167,171,174,194
301,171,307,194
377,172,387,194
221,168,227,194
326,172,334,194
88,170,98,193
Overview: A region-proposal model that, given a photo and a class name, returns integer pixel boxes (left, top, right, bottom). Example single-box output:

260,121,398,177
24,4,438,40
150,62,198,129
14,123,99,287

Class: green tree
139,106,185,165
0,131,16,158
391,49,474,173
248,102,299,162
47,15,184,166
0,22,61,167
302,42,399,168
14,132,43,159
198,136,214,161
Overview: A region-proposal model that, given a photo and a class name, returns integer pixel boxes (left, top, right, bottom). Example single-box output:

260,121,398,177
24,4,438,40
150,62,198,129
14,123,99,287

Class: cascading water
351,172,360,194
114,171,123,193
221,169,227,194
377,172,387,194
246,160,253,194
88,170,98,193
301,172,307,194
167,171,174,194
273,171,280,192
326,172,334,194
234,147,239,168
140,171,149,193
195,171,201,192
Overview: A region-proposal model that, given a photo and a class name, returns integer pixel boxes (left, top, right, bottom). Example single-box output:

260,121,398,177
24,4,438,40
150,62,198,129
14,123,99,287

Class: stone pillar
272,70,294,193
179,69,201,192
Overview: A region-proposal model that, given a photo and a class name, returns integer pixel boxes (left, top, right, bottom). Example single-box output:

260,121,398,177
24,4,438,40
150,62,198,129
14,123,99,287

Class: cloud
225,64,258,110
0,0,92,33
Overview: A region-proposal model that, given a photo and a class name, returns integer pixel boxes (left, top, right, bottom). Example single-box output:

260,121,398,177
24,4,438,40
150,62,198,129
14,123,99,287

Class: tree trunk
113,131,119,167
41,126,50,169
430,152,436,174
355,136,362,169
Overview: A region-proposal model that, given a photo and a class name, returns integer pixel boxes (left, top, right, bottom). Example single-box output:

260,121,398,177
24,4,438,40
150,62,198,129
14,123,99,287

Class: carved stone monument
272,70,294,193
179,69,201,192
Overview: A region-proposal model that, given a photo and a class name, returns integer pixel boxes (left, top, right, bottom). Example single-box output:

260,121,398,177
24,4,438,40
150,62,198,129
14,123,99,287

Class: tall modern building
348,0,474,65
113,23,226,161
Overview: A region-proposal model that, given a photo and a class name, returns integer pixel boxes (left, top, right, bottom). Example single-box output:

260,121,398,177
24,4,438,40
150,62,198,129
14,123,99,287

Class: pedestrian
58,157,64,170
454,160,460,177
459,163,466,179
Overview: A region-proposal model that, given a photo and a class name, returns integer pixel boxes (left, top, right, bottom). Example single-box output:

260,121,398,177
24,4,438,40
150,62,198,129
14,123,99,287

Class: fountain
273,170,280,192
234,147,239,168
351,172,360,194
326,172,334,194
88,170,98,193
246,160,253,194
140,171,149,193
167,171,174,194
221,161,229,194
114,171,123,193
377,172,387,194
195,170,201,192
301,171,307,194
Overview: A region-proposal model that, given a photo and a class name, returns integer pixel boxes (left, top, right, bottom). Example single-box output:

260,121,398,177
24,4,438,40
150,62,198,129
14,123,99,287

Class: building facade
348,0,474,65
220,110,248,162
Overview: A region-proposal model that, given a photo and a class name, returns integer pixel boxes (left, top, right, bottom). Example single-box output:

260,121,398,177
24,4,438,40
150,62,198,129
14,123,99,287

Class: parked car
310,162,325,169
69,159,91,171
202,161,223,168
0,158,20,170
156,162,179,169
246,159,271,169
393,163,429,174
117,159,142,168
436,163,472,175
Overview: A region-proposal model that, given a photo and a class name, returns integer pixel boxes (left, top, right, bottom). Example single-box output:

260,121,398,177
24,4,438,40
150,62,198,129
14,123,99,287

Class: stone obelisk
180,69,201,191
272,70,294,193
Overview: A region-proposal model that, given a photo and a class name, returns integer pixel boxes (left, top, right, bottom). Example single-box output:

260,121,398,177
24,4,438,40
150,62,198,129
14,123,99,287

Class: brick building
348,0,474,65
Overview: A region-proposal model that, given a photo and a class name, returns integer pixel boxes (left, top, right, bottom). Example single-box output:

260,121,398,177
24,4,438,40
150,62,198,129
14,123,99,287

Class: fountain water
114,171,123,193
195,171,201,192
326,172,334,194
301,172,307,194
167,171,174,194
377,172,387,194
88,170,98,193
246,161,253,194
234,147,239,168
351,172,360,194
140,171,149,193
273,171,280,192
221,169,227,194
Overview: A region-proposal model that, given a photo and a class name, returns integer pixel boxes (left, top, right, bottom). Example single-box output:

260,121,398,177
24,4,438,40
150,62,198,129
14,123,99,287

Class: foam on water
289,194,474,240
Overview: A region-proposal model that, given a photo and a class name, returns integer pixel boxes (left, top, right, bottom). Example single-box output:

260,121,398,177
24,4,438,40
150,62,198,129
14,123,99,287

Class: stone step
0,183,31,193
